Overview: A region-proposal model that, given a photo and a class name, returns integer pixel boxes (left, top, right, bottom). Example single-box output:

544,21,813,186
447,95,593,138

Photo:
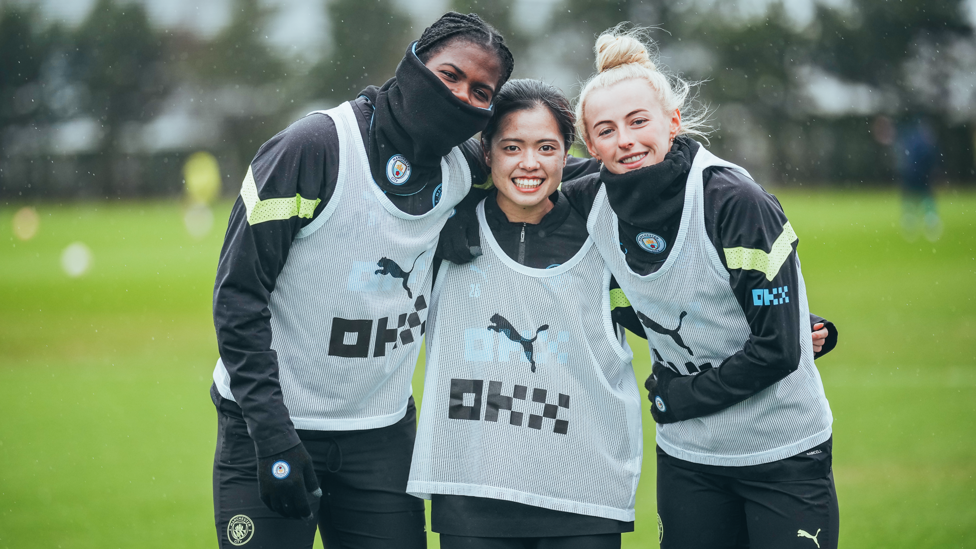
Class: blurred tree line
1,0,973,200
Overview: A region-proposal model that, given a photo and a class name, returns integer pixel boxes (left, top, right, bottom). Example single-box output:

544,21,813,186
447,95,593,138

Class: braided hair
415,12,515,89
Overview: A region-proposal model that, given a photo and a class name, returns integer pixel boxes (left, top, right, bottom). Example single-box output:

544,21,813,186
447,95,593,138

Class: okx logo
752,286,789,306
487,314,549,372
328,295,427,358
448,378,570,435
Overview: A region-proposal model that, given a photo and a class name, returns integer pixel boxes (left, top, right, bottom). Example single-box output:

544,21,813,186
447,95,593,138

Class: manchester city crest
386,154,411,185
227,514,254,546
636,232,667,254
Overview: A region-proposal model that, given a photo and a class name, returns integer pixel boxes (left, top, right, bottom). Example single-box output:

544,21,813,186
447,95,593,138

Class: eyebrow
440,62,496,94
498,137,561,145
593,108,650,129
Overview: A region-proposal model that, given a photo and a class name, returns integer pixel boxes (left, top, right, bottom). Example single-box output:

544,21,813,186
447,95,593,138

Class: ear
482,139,492,168
562,152,569,167
670,109,682,139
583,135,601,163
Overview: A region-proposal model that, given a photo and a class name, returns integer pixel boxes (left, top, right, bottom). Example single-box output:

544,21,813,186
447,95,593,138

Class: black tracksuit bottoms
656,449,839,549
211,386,426,549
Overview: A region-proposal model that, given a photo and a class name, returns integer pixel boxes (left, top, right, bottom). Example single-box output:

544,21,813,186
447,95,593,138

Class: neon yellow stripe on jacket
723,221,797,281
609,288,631,310
240,166,321,225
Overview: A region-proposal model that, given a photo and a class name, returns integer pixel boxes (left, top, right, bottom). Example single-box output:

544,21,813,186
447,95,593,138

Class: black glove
436,204,482,265
645,362,681,424
257,442,322,519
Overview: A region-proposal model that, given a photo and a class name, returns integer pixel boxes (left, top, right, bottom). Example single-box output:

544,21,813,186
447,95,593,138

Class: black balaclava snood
360,41,494,196
599,136,698,228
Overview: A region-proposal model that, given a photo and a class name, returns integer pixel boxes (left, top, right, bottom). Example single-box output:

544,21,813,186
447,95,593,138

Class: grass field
1,189,974,548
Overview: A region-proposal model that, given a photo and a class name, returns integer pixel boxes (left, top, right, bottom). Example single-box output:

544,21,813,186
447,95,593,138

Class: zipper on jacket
518,223,526,265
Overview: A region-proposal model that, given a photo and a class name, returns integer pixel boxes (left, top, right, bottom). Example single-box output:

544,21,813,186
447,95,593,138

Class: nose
450,84,472,106
616,126,635,150
520,150,541,170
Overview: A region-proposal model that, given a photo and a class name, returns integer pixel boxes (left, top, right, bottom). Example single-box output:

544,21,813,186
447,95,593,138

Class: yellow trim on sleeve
240,166,322,226
723,221,798,281
609,288,632,310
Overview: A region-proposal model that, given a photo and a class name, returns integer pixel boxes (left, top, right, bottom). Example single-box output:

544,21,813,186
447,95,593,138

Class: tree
308,0,412,103
68,0,173,195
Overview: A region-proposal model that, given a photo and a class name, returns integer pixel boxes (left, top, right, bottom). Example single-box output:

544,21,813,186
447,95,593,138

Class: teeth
621,153,647,164
513,178,543,189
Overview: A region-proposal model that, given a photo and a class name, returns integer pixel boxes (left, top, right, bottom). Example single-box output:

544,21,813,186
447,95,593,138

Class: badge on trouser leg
227,514,254,546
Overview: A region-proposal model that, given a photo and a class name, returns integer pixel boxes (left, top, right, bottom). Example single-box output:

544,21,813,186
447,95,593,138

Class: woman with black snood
209,12,516,549
420,78,837,549
566,28,840,549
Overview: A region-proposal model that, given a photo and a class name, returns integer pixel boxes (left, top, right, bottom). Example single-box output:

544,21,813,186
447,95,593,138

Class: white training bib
587,145,832,467
213,101,471,431
408,199,644,522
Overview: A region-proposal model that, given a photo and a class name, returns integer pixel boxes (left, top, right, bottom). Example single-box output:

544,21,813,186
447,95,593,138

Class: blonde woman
562,27,839,549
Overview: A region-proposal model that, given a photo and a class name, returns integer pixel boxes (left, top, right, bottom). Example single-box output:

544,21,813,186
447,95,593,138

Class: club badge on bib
637,232,667,254
386,154,411,185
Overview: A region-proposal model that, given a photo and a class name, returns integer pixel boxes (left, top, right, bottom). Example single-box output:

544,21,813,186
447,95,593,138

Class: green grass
0,189,974,548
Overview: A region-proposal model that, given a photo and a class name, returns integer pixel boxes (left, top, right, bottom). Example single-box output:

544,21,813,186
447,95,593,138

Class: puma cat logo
637,311,694,356
375,251,425,298
487,313,549,373
797,528,821,548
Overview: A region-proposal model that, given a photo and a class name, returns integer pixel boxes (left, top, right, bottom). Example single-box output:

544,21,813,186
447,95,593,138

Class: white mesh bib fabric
213,101,471,431
586,146,832,467
407,199,644,522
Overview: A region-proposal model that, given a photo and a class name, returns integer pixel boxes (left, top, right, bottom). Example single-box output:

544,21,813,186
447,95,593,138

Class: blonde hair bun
595,30,656,73
574,24,711,145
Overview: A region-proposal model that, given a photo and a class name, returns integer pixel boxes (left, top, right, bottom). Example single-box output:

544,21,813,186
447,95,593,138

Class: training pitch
1,189,974,548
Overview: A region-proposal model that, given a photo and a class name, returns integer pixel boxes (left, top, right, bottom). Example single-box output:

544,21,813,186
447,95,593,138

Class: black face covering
599,136,698,227
360,42,494,196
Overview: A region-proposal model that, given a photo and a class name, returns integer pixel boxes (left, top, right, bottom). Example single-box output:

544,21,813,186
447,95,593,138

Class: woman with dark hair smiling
409,79,643,549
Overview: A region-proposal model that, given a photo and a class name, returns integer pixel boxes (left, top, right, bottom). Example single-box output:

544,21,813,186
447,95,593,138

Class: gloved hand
645,362,681,424
257,442,322,519
436,205,482,265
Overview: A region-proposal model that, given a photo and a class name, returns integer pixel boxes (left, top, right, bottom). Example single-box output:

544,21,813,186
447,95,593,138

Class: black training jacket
561,140,837,423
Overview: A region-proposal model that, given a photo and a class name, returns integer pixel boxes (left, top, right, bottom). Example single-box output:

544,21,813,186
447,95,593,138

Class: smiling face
486,105,568,223
582,78,681,174
423,40,503,109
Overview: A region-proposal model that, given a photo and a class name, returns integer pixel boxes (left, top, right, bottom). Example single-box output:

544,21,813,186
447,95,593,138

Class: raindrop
12,207,40,241
61,242,93,278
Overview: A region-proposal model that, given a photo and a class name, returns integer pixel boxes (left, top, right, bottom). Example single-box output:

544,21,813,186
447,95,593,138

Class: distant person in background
209,12,513,549
896,117,942,241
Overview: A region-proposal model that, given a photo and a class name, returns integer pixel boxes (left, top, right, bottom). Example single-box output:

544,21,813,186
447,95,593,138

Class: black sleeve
213,113,339,458
563,155,601,181
458,137,490,188
609,276,647,339
809,313,838,359
666,169,805,421
560,172,603,221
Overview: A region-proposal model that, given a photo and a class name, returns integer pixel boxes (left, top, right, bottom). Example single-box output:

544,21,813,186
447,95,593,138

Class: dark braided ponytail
415,12,515,89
